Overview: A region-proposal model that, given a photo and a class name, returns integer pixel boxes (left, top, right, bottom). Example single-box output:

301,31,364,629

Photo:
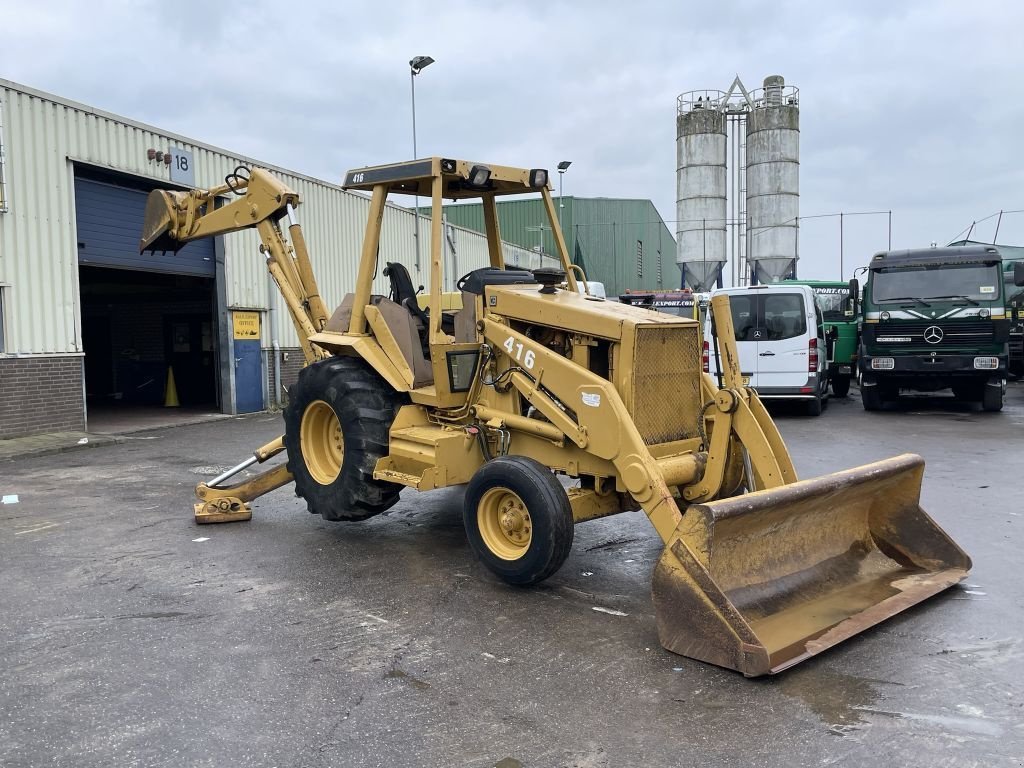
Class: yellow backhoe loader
140,158,970,676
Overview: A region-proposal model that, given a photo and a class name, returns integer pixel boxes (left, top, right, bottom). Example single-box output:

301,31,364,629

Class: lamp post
409,55,434,272
556,160,571,228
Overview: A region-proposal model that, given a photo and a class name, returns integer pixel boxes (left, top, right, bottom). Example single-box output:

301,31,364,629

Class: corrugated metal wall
0,79,533,354
432,197,678,296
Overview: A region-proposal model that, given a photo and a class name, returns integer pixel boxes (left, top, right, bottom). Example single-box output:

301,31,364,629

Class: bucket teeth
140,190,184,253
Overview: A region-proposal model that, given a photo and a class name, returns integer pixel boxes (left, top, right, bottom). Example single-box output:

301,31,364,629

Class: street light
409,55,434,272
556,160,571,227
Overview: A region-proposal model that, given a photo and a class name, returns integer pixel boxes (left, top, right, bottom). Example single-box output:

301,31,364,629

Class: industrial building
424,197,677,296
0,79,536,439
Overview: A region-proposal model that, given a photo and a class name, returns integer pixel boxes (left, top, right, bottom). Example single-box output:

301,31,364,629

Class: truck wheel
861,378,884,411
463,456,574,586
284,357,405,521
831,375,851,398
982,380,1004,412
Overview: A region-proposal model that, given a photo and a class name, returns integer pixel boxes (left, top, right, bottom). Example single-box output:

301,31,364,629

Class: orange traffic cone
164,366,180,407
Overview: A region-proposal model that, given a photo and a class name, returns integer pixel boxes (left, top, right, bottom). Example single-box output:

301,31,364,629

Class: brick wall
267,348,304,408
0,356,86,439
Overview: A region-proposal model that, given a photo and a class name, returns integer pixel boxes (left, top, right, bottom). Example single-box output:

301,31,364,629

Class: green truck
1007,267,1024,377
949,239,1024,376
859,245,1024,411
782,280,860,397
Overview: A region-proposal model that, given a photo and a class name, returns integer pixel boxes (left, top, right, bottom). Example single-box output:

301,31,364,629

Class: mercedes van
704,284,830,415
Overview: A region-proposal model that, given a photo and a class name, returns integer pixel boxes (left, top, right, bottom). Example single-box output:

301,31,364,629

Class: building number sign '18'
503,337,536,369
169,148,196,186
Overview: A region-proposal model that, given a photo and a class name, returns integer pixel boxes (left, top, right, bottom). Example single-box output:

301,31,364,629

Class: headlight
973,356,999,369
879,311,890,321
871,357,895,370
467,165,492,187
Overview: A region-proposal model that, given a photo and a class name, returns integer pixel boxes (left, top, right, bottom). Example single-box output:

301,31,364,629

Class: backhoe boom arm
140,167,329,362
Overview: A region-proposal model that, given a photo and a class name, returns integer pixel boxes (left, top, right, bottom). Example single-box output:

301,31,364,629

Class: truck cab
859,245,1013,411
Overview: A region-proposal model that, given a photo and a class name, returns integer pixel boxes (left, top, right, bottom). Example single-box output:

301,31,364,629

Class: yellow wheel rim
300,400,344,485
477,487,532,561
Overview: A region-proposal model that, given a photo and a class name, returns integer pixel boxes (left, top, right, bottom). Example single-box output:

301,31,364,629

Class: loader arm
140,167,329,364
479,301,795,542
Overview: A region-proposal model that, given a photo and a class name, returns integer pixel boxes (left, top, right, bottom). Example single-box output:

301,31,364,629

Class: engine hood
486,284,695,341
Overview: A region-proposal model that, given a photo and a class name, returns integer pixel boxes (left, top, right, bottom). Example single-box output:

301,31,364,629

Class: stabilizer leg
193,437,293,523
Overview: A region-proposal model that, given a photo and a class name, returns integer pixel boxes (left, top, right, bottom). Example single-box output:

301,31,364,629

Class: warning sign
233,311,261,340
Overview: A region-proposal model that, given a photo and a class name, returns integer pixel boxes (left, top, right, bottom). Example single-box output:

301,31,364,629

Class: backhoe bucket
652,454,970,676
139,189,186,253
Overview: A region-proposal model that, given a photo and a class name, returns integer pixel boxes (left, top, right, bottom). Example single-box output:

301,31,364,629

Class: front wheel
831,375,851,398
861,377,884,411
463,456,574,586
982,379,1004,412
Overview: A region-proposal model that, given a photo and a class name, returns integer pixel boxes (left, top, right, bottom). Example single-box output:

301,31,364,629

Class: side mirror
1014,262,1024,287
848,277,860,315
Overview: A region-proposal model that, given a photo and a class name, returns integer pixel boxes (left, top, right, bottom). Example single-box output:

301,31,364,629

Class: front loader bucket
139,189,185,253
652,454,970,676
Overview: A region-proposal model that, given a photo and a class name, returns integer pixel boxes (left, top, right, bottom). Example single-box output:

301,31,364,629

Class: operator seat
384,261,457,342
384,262,429,327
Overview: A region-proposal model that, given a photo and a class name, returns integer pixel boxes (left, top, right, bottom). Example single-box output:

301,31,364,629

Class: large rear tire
284,357,404,521
463,456,574,586
831,375,851,398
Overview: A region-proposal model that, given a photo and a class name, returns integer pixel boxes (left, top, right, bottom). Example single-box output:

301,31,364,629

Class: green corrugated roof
420,197,677,296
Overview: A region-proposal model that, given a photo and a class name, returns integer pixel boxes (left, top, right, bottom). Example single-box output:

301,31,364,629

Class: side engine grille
628,325,702,445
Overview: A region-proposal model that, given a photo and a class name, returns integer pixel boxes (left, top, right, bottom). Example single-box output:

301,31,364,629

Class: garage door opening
73,168,242,433
80,266,223,432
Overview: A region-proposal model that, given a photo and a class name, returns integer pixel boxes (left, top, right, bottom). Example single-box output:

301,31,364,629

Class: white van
703,284,830,416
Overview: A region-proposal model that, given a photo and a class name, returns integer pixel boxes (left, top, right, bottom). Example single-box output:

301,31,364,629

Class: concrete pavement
2,389,1022,767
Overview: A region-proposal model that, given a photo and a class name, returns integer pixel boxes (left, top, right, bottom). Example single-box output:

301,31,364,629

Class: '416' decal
502,337,536,369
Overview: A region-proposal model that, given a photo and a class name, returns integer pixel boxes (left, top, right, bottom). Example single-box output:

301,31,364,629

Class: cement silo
676,92,727,290
745,75,799,283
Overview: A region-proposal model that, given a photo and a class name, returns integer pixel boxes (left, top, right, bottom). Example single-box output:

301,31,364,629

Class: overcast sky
2,0,1022,283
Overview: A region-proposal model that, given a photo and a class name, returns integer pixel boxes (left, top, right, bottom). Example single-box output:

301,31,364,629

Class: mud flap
652,453,971,676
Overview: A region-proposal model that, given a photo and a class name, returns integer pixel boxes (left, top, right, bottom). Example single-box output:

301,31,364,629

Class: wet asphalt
2,383,1022,767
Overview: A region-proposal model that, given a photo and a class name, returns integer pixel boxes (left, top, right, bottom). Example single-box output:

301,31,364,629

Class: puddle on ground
384,668,431,690
777,667,890,730
854,707,1002,737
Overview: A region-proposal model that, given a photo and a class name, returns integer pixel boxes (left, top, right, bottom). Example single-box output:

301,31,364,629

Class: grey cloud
1,0,1021,279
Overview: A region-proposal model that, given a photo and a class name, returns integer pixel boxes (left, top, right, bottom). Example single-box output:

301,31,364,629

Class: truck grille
878,319,994,347
627,325,701,444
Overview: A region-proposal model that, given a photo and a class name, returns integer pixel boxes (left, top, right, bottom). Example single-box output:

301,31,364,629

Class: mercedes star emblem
923,325,944,344
753,330,762,339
